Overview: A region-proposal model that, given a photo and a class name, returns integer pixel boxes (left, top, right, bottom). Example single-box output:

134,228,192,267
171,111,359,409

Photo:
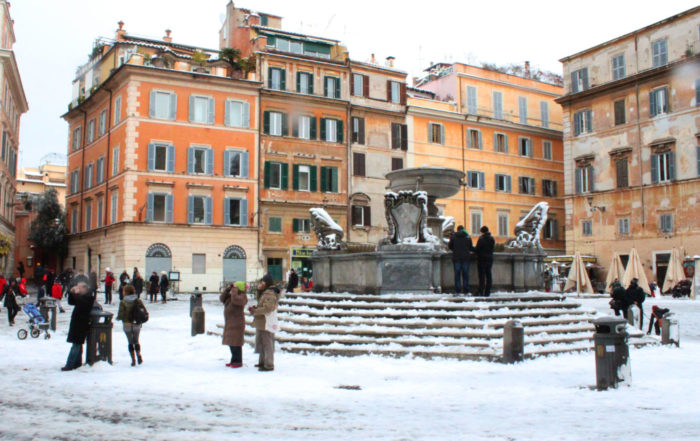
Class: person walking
0,274,7,296
475,225,495,297
44,269,55,297
448,225,474,295
116,285,147,366
609,279,628,318
132,268,144,298
17,261,25,279
1,278,21,325
62,282,95,371
159,271,169,304
220,281,248,368
625,278,646,329
250,274,279,372
148,272,159,303
286,268,299,293
51,279,66,313
103,268,115,304
118,270,130,301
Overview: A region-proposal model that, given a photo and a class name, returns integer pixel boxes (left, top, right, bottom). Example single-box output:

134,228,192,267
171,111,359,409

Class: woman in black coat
159,272,169,304
132,268,144,297
2,279,21,325
118,270,130,301
62,282,96,371
148,272,159,303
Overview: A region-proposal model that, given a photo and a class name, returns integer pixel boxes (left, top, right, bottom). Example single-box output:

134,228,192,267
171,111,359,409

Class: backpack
130,299,149,324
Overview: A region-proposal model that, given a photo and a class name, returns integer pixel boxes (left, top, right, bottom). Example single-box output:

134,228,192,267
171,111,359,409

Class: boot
135,344,143,364
128,344,136,367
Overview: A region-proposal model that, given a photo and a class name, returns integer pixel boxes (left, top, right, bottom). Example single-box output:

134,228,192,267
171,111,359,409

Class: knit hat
261,273,273,286
234,281,247,292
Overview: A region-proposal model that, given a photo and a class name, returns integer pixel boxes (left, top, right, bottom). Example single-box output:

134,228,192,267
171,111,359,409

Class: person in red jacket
51,281,66,313
103,268,115,304
18,278,28,296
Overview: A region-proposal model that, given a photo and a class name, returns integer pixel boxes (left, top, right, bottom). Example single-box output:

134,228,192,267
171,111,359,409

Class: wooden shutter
167,145,175,172
668,151,675,180
320,166,327,192
324,77,328,97
224,198,231,225
363,75,370,97
400,83,406,105
581,69,589,90
649,91,657,117
263,111,270,134
585,110,592,133
242,102,250,128
310,165,317,191
292,114,299,138
147,143,155,171
149,91,156,118
336,120,343,143
401,124,408,151
651,154,659,183
224,100,231,126
223,150,231,176
280,69,286,90
292,164,299,190
350,73,355,96
616,159,628,188
661,87,669,113
166,195,173,223
573,112,581,136
205,197,213,225
268,67,274,88
391,123,399,149
241,152,249,178
281,163,289,189
207,97,215,124
264,161,271,188
187,147,194,173
571,72,578,93
320,118,326,141
358,118,365,145
575,168,582,194
296,71,302,93
169,93,177,120
353,152,365,177
206,149,213,175
439,125,445,145
281,113,289,136
587,166,595,192
363,206,371,226
386,80,392,101
478,172,485,190
187,196,194,224
147,194,154,222
310,117,317,140
506,175,512,193
331,167,338,192
334,77,340,98
292,218,300,233
240,199,249,226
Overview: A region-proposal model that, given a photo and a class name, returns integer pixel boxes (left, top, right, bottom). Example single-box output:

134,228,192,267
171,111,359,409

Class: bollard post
191,305,205,336
661,313,680,347
190,293,202,317
593,316,630,390
39,297,58,331
502,319,524,363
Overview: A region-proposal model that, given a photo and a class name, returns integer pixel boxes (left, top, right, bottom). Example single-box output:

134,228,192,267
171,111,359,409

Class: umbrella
621,248,650,292
605,252,626,293
563,251,594,294
662,247,685,293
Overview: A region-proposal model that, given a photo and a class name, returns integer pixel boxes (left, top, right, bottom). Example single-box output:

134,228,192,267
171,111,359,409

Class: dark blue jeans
453,259,470,294
65,343,83,369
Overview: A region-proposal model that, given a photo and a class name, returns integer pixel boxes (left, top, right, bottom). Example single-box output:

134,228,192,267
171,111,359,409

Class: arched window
145,243,172,258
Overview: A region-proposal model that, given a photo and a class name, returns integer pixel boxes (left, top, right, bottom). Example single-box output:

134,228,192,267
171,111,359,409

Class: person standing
625,278,646,329
118,270,130,301
132,268,144,298
51,279,66,313
475,226,495,297
17,261,25,279
220,281,248,368
62,282,95,371
116,285,147,366
88,270,98,298
1,278,21,325
286,268,299,293
0,274,7,297
44,269,55,297
148,272,159,303
448,225,474,295
609,280,628,318
250,274,279,372
159,271,169,304
103,268,115,304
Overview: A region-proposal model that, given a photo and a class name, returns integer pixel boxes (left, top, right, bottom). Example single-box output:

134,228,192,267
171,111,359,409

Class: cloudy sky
10,0,699,168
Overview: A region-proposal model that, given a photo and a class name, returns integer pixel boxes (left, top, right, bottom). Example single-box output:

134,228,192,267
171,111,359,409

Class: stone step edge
277,308,591,320
280,299,582,311
284,293,567,303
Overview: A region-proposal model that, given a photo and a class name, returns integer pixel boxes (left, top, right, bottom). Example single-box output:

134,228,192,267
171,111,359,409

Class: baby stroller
17,303,51,340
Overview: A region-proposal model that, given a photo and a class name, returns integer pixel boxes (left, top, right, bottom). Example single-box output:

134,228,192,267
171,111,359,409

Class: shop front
290,246,314,279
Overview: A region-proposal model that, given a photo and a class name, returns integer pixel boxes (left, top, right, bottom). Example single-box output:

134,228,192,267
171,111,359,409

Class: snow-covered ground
1,294,699,441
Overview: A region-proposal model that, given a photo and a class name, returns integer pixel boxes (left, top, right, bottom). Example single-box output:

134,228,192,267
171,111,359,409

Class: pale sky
10,0,699,168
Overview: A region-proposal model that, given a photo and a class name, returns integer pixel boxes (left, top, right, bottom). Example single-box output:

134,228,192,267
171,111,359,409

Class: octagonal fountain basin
385,167,465,199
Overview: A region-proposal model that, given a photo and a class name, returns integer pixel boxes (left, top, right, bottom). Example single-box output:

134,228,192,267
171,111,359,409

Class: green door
267,258,283,282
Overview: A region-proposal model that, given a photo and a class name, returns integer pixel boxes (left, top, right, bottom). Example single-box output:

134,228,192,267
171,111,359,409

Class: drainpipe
78,109,88,236
257,72,263,277
461,116,466,226
103,88,113,230
634,32,645,228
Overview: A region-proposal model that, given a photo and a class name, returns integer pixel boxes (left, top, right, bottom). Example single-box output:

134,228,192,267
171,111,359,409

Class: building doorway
223,245,247,284
290,247,313,279
267,258,283,282
655,252,671,288
145,243,172,279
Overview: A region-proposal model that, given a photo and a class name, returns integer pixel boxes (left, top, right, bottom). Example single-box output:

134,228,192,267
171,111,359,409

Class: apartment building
556,6,700,284
409,63,565,252
0,0,27,275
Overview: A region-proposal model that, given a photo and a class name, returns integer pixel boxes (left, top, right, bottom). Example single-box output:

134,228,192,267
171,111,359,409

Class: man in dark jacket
286,268,299,293
2,279,21,325
625,278,646,329
475,226,495,297
448,225,473,295
62,282,95,371
609,280,628,318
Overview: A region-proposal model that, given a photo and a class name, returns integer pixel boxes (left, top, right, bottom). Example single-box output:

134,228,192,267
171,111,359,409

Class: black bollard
191,305,205,336
502,319,524,363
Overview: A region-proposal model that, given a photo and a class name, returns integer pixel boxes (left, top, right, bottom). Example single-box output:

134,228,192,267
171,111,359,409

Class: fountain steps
281,298,581,312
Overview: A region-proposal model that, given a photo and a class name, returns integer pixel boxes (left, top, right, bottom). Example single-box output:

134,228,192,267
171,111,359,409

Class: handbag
131,299,149,324
264,310,279,333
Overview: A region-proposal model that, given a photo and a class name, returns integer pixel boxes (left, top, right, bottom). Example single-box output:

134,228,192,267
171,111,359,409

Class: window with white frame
269,67,285,90
110,192,118,224
225,100,249,128
618,218,630,235
497,212,509,237
467,171,485,189
225,150,248,177
495,174,511,192
84,163,93,189
268,162,282,189
542,179,557,197
323,118,338,142
324,76,340,99
571,68,589,93
651,151,675,183
429,123,444,144
297,71,313,94
576,165,595,194
188,195,211,224
543,141,553,160
518,137,532,157
518,176,535,195
582,220,592,236
86,119,95,143
113,96,122,125
470,211,482,236
225,198,248,226
190,95,213,124
188,146,212,174
150,144,170,172
112,146,119,176
390,81,402,103
612,54,626,81
298,165,311,191
149,193,167,222
150,90,176,120
652,39,668,67
268,111,284,136
298,115,312,140
292,218,311,233
543,218,558,240
96,157,104,184
574,109,592,135
659,213,673,233
649,87,669,117
494,133,507,153
467,129,482,149
351,205,371,227
97,198,103,228
98,109,107,136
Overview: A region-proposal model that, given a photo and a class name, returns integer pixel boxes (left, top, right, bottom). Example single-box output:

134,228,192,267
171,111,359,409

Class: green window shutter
334,78,340,98
668,151,675,181
280,69,286,90
320,118,326,141
292,164,299,190
336,120,343,143
649,91,657,117
292,218,299,233
268,67,273,88
292,114,299,138
296,72,301,93
310,117,317,139
320,166,327,192
263,111,270,134
310,165,317,191
575,168,582,194
331,167,338,192
324,77,328,97
281,163,289,189
281,113,289,136
264,161,271,188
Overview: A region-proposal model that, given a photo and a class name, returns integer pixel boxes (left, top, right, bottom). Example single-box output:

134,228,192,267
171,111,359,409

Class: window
391,157,403,171
86,119,95,143
352,205,371,227
543,218,559,240
148,143,175,172
618,218,630,235
575,165,595,194
189,96,214,124
0,132,5,160
697,145,700,177
96,157,104,184
493,91,503,119
147,193,173,223
495,174,511,192
612,54,625,81
188,195,212,224
84,163,93,189
320,166,338,192
292,218,311,233
264,161,287,190
428,123,444,144
466,171,485,189
540,101,549,128
518,177,535,195
494,133,508,153
467,129,482,149
225,100,249,128
269,67,286,90
297,72,313,94
389,81,402,104
542,179,557,197
573,109,592,135
497,213,509,237
470,211,482,236
652,39,668,67
351,117,365,144
224,150,249,178
192,254,206,274
113,96,122,125
352,74,365,97
649,87,669,117
294,115,315,140
353,152,366,177
582,220,592,236
614,99,626,125
110,192,118,224
571,68,589,93
467,86,477,114
268,216,282,232
659,213,673,233
98,110,107,136
72,127,81,150
391,123,408,150
293,164,315,191
651,151,675,183
225,198,248,226
71,208,78,233
264,111,288,137
85,202,92,231
112,146,119,176
518,137,532,157
320,118,343,143
70,170,79,194
149,90,177,120
616,158,629,188
518,96,527,124
188,147,213,175
324,76,340,99
97,198,103,228
543,141,553,160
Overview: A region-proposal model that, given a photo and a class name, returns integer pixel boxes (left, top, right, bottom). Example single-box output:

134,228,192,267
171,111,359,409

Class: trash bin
661,312,680,347
593,316,630,390
190,293,202,317
191,305,205,336
86,309,113,365
502,319,524,363
38,297,57,331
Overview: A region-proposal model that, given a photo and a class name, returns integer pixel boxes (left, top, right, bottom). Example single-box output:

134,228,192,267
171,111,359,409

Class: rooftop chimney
163,29,172,42
370,53,376,64
386,56,395,68
524,61,531,78
116,21,126,40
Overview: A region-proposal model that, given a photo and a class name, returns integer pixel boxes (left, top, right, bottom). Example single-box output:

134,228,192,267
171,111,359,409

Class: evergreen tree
27,188,68,259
